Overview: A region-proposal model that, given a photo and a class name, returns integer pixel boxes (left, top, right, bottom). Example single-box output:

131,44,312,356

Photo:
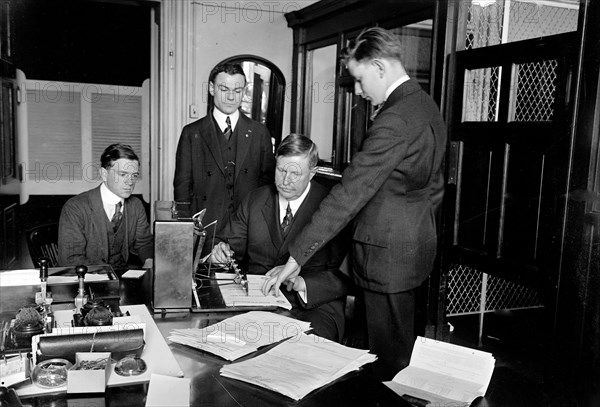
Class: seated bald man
211,134,351,342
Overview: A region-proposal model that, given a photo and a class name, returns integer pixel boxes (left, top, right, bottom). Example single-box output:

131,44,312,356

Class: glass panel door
306,44,337,164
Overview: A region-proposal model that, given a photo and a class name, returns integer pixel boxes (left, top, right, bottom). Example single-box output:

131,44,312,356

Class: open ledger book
384,336,495,407
220,333,377,400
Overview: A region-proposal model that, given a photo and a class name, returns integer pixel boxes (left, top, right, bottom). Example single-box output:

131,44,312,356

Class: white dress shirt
277,183,312,303
277,183,311,223
100,183,123,221
384,74,410,102
213,108,240,134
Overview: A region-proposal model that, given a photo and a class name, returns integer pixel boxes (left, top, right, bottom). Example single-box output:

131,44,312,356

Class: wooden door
439,33,577,335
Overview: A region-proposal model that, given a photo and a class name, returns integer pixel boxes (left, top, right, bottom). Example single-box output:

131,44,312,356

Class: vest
107,216,127,270
214,116,239,209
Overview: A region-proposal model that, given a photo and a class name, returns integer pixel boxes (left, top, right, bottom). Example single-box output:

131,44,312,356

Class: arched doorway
207,55,286,149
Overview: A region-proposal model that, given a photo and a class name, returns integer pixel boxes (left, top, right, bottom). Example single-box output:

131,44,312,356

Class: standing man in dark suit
263,27,447,378
58,144,153,271
211,134,350,342
173,62,275,229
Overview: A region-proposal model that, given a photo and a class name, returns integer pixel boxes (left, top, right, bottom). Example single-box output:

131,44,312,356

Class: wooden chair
26,222,59,267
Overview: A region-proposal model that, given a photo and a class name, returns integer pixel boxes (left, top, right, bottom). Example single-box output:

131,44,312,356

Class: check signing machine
152,201,197,311
152,201,248,314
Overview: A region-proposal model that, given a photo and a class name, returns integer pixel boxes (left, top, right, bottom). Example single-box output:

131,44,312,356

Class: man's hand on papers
262,258,301,296
210,242,234,267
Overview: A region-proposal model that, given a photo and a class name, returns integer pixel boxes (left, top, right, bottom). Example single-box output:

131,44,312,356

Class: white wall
191,1,301,120
157,0,317,201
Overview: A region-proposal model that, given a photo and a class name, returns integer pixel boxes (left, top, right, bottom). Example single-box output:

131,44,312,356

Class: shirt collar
384,74,410,102
100,182,123,206
213,108,240,132
278,182,311,218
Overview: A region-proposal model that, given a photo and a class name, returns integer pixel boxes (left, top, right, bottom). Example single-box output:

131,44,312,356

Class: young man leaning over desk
210,134,351,342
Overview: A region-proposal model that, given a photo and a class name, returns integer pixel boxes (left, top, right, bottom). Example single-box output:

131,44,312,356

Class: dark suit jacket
289,79,447,293
217,182,351,339
58,185,154,267
173,111,275,227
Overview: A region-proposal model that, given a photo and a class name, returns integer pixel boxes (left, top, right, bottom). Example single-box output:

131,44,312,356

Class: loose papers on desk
220,333,377,401
168,311,311,361
214,272,293,310
384,336,496,407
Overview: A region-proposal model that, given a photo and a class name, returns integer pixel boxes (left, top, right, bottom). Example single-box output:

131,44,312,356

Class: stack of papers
215,272,292,310
220,333,377,400
168,311,310,361
384,336,496,407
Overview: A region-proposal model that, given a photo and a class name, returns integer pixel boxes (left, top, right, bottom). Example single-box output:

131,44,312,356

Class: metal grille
464,0,578,50
446,263,543,317
462,67,501,122
512,60,557,122
447,264,482,315
465,2,504,50
485,273,542,310
508,1,578,42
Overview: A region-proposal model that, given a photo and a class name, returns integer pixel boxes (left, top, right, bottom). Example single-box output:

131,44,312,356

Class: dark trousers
284,290,342,342
363,288,415,380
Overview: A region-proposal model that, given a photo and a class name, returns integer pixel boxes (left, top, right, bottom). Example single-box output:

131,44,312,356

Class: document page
168,311,310,361
215,273,292,310
221,333,377,400
384,337,495,406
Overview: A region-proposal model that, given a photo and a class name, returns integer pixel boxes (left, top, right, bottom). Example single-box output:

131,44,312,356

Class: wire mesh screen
446,263,543,316
447,264,482,315
512,59,557,122
464,0,578,50
508,1,579,42
485,272,543,310
462,67,501,122
465,1,504,50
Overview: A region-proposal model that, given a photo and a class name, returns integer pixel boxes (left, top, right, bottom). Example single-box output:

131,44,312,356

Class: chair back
26,222,59,267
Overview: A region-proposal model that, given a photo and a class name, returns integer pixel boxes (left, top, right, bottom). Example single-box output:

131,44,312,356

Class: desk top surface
6,310,406,407
1,267,408,406
1,267,538,406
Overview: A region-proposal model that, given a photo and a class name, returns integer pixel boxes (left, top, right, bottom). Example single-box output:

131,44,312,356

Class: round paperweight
31,359,73,388
114,355,147,377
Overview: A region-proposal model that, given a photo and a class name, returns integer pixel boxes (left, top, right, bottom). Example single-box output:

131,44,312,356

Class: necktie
281,203,293,235
111,202,123,233
370,104,384,121
224,116,232,140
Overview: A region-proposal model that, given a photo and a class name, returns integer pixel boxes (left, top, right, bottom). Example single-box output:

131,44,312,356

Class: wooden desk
2,268,406,406
3,268,540,406
153,312,407,407
11,310,406,406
